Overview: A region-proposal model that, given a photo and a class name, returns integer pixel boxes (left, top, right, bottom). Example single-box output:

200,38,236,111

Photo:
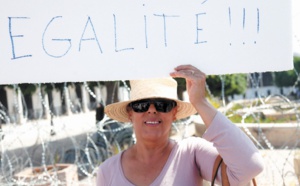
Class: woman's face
127,99,177,142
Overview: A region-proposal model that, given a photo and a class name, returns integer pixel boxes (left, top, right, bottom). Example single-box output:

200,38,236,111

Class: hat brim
105,97,197,123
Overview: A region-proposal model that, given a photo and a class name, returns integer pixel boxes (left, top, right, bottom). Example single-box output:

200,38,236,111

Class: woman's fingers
170,64,206,80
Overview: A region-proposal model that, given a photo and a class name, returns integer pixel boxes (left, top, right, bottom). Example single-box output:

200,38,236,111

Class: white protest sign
0,0,293,84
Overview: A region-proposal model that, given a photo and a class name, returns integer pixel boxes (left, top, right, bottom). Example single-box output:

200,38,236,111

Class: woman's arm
171,64,264,185
170,64,217,126
202,111,264,185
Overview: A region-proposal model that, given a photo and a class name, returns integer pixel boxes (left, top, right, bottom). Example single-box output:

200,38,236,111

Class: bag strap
211,155,257,186
221,161,230,185
211,155,223,185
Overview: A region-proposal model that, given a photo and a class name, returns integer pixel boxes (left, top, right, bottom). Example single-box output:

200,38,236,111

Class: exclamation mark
229,7,231,46
143,4,149,48
255,8,260,44
243,8,245,45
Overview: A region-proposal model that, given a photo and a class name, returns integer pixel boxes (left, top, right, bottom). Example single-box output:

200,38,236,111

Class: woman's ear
172,106,178,121
127,111,133,122
127,106,132,118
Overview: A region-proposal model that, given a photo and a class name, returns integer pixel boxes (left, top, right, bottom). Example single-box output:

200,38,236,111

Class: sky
293,0,300,55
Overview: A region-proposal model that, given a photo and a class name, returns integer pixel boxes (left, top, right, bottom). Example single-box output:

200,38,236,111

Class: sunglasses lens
129,99,176,113
154,100,173,112
130,100,150,112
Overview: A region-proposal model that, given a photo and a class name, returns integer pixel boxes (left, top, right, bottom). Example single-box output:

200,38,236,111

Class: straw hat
104,77,197,123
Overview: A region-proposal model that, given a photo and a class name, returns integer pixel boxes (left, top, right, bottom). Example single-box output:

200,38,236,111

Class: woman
97,65,264,186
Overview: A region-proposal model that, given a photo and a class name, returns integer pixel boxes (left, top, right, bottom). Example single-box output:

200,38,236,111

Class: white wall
52,89,62,115
4,87,16,116
231,86,295,101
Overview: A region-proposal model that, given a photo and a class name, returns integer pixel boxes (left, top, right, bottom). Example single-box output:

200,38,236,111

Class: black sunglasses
128,99,177,113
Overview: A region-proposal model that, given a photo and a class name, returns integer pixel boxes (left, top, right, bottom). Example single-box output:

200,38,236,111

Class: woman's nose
147,104,157,113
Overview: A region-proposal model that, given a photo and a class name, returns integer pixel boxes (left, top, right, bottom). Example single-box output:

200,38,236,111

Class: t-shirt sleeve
196,111,264,185
187,137,219,183
96,167,106,186
96,153,124,186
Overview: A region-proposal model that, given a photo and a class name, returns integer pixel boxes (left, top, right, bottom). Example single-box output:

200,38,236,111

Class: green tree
104,81,120,105
173,74,247,100
0,83,37,95
206,74,247,98
174,78,186,100
274,56,300,87
95,80,129,105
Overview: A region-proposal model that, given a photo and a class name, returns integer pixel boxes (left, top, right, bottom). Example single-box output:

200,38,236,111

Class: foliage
275,56,300,87
207,96,221,109
226,102,297,123
2,84,37,95
174,75,247,102
228,112,297,123
174,78,186,100
0,84,34,95
18,84,37,95
104,81,120,105
0,82,85,96
206,74,247,98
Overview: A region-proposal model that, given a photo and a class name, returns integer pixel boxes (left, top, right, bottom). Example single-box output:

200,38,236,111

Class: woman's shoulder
99,152,122,170
97,152,126,185
176,136,213,151
178,136,208,144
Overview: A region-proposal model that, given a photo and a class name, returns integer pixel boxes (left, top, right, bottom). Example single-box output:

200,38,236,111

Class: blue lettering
79,16,103,53
42,16,72,58
8,17,32,60
194,13,207,44
144,15,148,49
153,14,179,47
113,14,134,52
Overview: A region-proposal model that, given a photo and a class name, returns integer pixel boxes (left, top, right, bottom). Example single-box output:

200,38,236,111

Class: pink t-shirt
97,112,264,186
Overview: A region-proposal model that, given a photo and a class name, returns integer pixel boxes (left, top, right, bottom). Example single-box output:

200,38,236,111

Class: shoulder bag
211,155,257,186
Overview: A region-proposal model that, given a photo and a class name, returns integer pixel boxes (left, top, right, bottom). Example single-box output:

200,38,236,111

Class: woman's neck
133,139,172,163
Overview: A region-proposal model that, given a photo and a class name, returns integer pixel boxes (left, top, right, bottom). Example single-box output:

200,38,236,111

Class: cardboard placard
0,0,293,84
